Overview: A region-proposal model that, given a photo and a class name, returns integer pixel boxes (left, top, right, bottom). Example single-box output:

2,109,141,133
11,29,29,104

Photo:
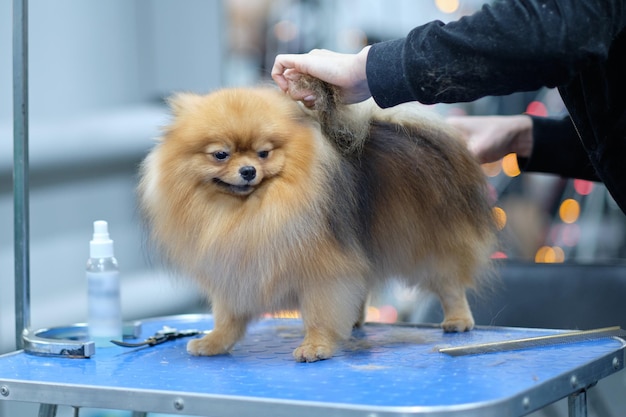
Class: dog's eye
213,151,230,161
257,150,270,159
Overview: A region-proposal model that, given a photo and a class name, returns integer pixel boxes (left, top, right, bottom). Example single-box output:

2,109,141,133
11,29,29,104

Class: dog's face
203,136,285,197
161,88,309,199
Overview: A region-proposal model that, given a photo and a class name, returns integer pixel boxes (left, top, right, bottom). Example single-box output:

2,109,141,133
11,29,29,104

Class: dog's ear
167,92,203,115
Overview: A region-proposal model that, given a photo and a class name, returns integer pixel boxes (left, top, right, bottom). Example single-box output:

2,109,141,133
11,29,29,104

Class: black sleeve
366,0,625,107
518,116,600,181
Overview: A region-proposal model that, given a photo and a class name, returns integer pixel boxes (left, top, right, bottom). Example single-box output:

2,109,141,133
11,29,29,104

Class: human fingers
273,50,348,90
447,116,502,163
281,70,317,104
271,54,294,92
273,47,371,104
447,115,532,163
271,53,321,91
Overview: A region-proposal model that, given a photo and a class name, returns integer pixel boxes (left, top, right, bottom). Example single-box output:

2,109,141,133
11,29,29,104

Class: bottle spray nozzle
92,220,111,241
90,220,115,258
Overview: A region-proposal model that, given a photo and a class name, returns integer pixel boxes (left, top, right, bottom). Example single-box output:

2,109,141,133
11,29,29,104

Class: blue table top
0,314,624,416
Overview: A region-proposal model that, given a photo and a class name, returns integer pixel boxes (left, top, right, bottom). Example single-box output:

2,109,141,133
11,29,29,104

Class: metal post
37,404,57,417
13,0,30,350
568,390,588,417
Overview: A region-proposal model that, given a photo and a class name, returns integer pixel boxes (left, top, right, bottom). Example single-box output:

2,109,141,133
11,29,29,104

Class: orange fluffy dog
138,78,497,362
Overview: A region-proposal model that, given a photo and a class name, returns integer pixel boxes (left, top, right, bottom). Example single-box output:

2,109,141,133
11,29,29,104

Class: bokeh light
502,153,521,177
535,246,550,263
482,161,502,177
526,101,548,117
273,20,298,42
267,310,300,319
559,198,580,224
435,0,460,13
551,246,565,262
561,223,581,247
492,206,507,230
366,305,398,323
573,179,594,196
486,183,499,206
535,246,565,263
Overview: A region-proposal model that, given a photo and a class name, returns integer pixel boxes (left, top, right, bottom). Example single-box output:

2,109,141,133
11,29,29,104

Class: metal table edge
0,342,624,417
1,317,625,417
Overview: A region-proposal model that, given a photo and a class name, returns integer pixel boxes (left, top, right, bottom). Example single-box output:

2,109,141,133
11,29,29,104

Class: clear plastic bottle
86,220,123,347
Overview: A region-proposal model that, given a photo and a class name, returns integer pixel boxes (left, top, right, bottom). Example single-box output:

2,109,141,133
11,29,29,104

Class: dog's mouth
212,178,255,196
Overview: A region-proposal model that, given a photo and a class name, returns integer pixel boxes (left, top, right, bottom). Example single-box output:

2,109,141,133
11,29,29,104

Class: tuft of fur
290,75,372,155
138,81,498,362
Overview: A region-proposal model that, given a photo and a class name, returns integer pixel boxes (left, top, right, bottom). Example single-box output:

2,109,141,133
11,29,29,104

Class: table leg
37,404,57,417
568,389,588,417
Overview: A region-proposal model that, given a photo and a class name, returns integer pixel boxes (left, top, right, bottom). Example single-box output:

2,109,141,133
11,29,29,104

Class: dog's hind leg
432,280,475,332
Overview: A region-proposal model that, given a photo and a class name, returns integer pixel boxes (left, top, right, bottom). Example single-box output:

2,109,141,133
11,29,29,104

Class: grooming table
7,3,624,416
0,315,624,417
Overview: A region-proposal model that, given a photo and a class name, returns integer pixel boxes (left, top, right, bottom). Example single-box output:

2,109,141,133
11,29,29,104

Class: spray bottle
86,220,123,347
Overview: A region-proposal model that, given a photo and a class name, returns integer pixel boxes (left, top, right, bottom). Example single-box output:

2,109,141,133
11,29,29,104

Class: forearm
367,0,623,107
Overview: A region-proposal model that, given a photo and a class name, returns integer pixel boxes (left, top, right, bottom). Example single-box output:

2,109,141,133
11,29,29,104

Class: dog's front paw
187,334,231,356
441,316,475,333
293,342,334,363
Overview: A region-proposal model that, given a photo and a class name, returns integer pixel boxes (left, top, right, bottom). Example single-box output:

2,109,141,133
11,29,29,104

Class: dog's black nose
239,166,256,181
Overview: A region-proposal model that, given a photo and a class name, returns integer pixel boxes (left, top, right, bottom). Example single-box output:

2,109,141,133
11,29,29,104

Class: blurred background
1,1,625,416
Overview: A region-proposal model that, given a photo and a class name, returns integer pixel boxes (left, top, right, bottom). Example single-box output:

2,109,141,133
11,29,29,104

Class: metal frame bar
13,0,30,350
37,404,56,417
568,390,588,417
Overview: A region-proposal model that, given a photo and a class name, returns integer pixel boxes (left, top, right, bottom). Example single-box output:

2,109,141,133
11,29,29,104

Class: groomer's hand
446,115,534,164
272,46,372,107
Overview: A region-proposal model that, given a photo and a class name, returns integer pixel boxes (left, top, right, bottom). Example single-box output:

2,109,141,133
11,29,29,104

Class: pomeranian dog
138,77,497,362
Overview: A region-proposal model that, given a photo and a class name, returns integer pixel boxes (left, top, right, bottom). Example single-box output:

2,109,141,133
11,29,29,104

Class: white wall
1,0,224,354
0,0,224,121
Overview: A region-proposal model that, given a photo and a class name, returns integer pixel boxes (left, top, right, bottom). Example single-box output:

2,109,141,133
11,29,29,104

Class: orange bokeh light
559,199,580,224
502,153,521,177
492,206,507,230
482,161,502,177
535,246,565,263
